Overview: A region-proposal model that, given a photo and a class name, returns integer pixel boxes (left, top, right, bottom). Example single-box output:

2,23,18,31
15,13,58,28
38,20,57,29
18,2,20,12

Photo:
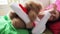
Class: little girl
46,0,60,34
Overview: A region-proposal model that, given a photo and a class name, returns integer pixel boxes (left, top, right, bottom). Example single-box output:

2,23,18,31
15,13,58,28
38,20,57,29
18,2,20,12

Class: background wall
0,0,19,16
38,0,50,8
0,0,56,16
0,5,12,16
50,0,56,4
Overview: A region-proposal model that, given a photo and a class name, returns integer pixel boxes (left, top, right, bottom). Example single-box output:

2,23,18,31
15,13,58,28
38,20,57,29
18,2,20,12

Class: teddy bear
10,1,58,34
0,1,43,34
10,1,42,29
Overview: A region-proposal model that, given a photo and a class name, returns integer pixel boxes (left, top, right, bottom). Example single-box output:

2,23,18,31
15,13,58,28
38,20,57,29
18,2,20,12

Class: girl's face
48,11,59,21
38,9,60,21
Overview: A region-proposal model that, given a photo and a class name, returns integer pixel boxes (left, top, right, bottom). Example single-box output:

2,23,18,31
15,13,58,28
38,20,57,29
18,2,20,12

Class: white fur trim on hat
10,3,30,24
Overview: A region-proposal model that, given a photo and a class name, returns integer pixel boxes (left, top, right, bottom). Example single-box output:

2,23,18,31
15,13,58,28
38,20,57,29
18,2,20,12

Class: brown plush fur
9,2,42,29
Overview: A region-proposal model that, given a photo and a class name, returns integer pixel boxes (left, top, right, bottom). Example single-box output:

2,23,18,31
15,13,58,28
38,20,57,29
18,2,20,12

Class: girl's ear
9,12,19,20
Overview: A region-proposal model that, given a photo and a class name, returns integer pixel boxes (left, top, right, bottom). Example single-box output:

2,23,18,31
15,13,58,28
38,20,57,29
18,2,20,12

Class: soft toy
10,1,43,34
10,1,42,29
0,1,42,34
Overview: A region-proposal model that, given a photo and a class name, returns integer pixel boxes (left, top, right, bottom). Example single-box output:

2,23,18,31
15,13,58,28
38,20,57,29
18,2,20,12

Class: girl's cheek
48,16,53,21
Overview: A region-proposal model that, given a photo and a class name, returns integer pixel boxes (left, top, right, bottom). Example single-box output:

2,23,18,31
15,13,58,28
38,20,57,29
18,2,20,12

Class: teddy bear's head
9,1,42,29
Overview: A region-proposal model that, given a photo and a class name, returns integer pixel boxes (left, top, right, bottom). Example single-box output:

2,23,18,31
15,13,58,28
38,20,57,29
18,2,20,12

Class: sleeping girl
46,0,60,34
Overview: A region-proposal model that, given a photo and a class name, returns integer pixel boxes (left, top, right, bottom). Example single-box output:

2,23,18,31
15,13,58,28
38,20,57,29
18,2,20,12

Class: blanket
0,15,29,34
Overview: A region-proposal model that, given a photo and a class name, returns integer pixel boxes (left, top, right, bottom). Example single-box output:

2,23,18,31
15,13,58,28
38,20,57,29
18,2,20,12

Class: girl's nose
52,14,56,17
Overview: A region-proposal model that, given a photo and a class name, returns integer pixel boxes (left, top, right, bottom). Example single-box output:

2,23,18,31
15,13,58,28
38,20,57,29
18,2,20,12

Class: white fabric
10,3,30,24
32,11,51,34
34,17,41,25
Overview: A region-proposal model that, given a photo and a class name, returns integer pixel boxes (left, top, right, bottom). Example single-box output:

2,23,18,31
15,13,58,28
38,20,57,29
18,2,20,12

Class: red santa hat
10,3,40,26
10,3,30,24
19,4,27,14
19,4,37,26
10,0,43,26
19,4,37,27
10,3,43,27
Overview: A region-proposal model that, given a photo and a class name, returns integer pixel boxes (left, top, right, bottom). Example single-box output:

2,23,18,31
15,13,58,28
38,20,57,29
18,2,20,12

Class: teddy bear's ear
25,1,43,14
9,12,19,20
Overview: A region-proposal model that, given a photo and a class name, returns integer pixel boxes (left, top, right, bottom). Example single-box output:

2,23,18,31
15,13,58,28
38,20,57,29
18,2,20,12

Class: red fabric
32,22,36,27
19,4,28,13
48,21,60,34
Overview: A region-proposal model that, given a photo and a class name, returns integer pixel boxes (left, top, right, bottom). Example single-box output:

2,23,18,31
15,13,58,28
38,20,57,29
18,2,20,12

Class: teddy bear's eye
30,4,32,7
